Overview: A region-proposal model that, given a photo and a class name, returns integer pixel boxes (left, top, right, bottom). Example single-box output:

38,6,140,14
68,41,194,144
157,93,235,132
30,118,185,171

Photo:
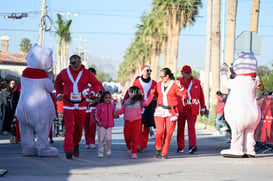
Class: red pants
154,116,177,157
63,109,86,153
16,118,21,143
177,109,197,149
84,110,97,145
139,123,150,149
124,119,141,154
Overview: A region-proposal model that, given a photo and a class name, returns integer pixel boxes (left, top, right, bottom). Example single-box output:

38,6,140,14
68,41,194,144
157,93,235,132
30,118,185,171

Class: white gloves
220,63,229,75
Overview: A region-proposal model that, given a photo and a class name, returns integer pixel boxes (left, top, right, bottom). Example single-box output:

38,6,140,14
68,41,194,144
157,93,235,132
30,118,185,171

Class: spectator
213,91,228,136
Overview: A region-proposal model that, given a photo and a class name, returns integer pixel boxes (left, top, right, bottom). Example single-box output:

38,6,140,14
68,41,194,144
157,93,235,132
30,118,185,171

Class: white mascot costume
220,52,261,158
16,44,59,157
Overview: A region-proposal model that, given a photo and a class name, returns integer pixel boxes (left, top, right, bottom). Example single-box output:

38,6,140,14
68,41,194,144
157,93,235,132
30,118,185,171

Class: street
0,116,273,181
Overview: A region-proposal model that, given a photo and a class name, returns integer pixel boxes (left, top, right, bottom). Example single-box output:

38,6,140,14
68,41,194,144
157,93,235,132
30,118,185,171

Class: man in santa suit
176,65,206,154
131,65,157,152
55,55,103,159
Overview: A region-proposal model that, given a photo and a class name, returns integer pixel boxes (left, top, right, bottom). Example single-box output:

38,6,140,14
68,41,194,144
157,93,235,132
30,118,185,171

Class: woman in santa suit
154,68,187,159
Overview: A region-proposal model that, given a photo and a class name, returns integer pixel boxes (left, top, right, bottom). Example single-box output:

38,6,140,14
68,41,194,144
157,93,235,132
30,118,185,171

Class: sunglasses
146,69,152,72
70,61,81,65
160,75,167,79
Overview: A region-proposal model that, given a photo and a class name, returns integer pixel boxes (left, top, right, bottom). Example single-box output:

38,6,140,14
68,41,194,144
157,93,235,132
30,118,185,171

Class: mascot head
26,44,53,72
233,52,257,76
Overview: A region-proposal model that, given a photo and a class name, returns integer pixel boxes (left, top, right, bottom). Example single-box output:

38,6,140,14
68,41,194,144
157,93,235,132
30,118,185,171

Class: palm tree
152,0,202,74
56,14,72,73
204,0,212,109
250,0,260,33
62,20,72,68
56,14,65,74
19,38,32,53
224,0,238,80
210,0,221,109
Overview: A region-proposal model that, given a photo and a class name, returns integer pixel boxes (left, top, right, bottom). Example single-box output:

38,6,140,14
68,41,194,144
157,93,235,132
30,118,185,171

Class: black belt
158,104,176,110
65,97,86,104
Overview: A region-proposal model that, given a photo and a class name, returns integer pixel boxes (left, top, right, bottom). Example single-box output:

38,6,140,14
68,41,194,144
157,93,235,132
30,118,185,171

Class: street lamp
4,13,28,19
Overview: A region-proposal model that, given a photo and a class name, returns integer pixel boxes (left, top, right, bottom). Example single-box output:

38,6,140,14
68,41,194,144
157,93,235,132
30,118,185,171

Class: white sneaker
90,144,96,149
220,127,228,132
85,144,91,149
98,152,103,158
131,153,137,159
213,131,221,136
106,148,111,155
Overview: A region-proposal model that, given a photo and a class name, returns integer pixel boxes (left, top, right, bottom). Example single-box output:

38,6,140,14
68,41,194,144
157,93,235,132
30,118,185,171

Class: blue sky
0,0,272,71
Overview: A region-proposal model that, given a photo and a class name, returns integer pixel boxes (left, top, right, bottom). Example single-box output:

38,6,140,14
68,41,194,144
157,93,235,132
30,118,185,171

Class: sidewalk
1,117,273,181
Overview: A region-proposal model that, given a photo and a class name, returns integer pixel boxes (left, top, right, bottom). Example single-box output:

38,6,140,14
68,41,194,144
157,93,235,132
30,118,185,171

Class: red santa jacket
177,76,206,115
132,76,157,100
55,65,103,110
154,80,187,121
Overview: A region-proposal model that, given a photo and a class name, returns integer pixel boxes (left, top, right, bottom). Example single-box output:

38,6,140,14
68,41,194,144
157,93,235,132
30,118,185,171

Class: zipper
107,104,109,128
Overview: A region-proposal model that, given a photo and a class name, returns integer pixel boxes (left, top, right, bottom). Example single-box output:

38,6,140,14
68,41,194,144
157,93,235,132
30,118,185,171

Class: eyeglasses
70,61,81,65
160,75,167,79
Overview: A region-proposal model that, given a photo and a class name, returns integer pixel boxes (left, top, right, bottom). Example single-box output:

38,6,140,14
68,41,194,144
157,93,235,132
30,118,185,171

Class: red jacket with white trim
55,65,103,110
177,77,206,115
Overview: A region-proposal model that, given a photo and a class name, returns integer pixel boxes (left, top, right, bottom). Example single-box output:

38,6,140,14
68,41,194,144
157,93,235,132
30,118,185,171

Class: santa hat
141,65,152,75
233,52,257,75
181,65,192,73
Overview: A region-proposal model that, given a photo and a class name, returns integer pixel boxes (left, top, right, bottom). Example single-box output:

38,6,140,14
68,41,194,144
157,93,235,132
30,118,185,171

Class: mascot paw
38,147,59,157
220,149,244,158
22,147,38,156
220,63,229,75
243,151,256,158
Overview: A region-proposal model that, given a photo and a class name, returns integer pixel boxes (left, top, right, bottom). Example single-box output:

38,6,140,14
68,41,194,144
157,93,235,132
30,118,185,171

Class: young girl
116,86,154,159
94,91,117,158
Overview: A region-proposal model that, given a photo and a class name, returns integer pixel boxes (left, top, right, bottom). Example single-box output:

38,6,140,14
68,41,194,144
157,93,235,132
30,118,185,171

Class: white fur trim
82,88,90,97
141,65,151,75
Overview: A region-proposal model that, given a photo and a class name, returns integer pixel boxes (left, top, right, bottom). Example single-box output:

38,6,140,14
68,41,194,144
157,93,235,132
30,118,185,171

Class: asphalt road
1,116,273,181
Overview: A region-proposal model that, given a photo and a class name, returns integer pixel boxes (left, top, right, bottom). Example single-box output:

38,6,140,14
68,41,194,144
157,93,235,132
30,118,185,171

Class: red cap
181,65,192,73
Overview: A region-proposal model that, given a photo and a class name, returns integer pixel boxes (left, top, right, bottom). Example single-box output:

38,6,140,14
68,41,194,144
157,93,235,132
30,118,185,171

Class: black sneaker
189,146,198,154
154,149,161,158
73,144,79,157
66,150,73,159
177,147,184,153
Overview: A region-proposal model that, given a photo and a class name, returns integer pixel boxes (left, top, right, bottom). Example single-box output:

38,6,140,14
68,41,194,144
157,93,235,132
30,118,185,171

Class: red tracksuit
131,76,157,150
55,65,103,153
117,95,153,154
176,76,206,149
154,80,187,157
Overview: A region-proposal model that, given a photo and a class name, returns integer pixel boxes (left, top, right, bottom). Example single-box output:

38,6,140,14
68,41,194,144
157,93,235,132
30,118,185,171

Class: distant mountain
87,56,122,80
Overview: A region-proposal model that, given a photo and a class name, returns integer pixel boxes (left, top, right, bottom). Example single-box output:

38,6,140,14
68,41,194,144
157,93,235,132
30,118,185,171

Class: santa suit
132,76,157,150
84,85,104,147
176,76,206,149
154,80,187,157
55,65,102,153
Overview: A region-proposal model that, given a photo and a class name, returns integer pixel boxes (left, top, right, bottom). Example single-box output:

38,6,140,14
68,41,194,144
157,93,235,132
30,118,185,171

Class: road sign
235,31,262,55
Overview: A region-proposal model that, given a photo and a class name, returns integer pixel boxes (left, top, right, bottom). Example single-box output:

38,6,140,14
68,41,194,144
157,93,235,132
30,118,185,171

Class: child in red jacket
95,91,118,158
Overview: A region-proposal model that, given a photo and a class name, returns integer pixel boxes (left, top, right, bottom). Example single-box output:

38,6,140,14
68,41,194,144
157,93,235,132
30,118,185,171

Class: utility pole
38,0,47,45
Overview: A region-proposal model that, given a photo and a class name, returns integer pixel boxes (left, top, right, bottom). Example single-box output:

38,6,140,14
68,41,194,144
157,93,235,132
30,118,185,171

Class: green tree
19,38,32,53
88,64,112,82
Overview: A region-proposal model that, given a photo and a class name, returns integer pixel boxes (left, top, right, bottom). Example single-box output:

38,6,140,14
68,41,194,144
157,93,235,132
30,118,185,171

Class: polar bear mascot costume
16,44,58,157
220,52,261,158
